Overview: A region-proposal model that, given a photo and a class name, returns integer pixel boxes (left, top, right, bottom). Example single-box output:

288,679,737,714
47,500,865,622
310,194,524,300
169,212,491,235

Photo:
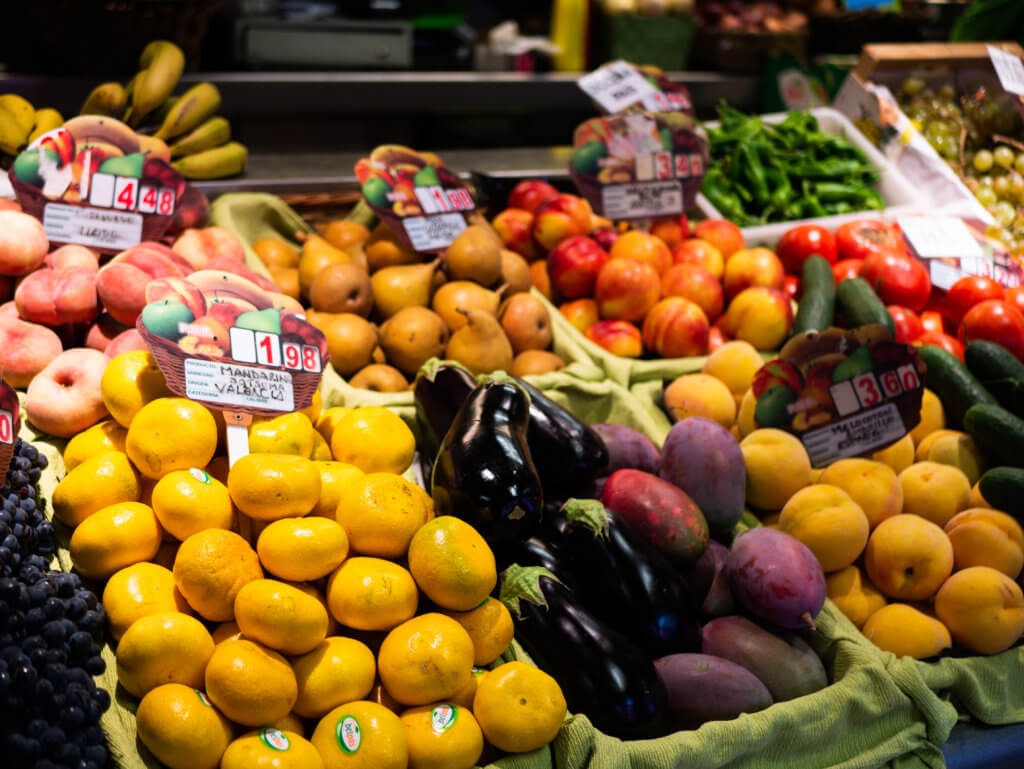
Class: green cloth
209,192,313,270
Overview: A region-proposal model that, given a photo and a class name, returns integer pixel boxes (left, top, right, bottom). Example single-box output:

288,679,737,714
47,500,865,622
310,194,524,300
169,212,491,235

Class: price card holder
988,45,1024,97
0,378,20,480
577,61,695,117
8,117,184,254
899,215,1024,290
570,113,708,221
751,326,924,468
355,145,476,254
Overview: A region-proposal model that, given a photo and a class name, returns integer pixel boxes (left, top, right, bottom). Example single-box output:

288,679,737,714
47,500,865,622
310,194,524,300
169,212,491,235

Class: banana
124,73,138,104
27,108,64,144
172,141,247,180
137,134,171,162
76,140,124,159
154,82,221,141
268,292,304,315
63,115,140,155
128,41,185,127
80,83,128,117
169,116,230,158
0,94,35,135
204,295,259,315
187,270,272,310
0,105,31,155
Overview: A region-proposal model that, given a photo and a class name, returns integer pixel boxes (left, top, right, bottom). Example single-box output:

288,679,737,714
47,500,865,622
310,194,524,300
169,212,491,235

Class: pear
365,223,419,271
309,261,374,317
379,306,449,377
445,309,514,376
445,225,503,286
510,349,566,377
297,232,350,300
431,280,504,331
349,363,409,393
500,249,533,294
307,312,378,377
370,258,440,319
500,293,553,355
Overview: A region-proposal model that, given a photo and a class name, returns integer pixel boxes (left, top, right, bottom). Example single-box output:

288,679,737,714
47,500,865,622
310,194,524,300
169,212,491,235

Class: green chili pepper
702,169,747,221
739,144,770,205
800,195,827,217
765,168,792,208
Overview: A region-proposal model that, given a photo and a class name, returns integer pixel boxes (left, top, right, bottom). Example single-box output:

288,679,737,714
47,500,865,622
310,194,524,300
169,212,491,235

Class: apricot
871,434,914,474
701,340,765,406
663,374,735,429
914,428,963,462
969,481,993,509
925,432,985,486
819,458,903,530
740,428,811,512
779,484,869,572
825,566,886,629
0,314,63,388
945,508,1024,579
862,603,952,659
934,566,1024,655
736,389,756,438
864,514,954,601
25,348,109,438
899,461,971,527
909,388,944,446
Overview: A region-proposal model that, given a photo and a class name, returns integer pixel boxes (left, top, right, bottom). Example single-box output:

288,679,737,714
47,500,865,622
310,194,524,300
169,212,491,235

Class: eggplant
431,380,543,545
494,535,575,588
413,359,478,461
500,564,669,740
552,499,700,657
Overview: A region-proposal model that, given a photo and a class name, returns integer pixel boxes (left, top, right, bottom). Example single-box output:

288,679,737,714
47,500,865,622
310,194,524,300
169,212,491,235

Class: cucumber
918,345,997,429
835,278,894,335
963,402,1024,468
964,340,1024,418
791,256,835,336
978,467,1024,520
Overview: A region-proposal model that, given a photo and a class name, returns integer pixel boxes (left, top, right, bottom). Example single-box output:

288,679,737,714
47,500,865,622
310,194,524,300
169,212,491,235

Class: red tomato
944,275,1005,328
832,258,863,284
915,330,965,362
887,305,924,344
835,220,908,262
784,274,801,301
959,299,1024,360
920,310,945,335
859,253,931,312
776,224,838,273
1005,285,1024,317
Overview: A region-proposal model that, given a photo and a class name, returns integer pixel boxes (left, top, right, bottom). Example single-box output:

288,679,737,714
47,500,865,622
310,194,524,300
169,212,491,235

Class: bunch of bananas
78,40,248,180
0,94,64,158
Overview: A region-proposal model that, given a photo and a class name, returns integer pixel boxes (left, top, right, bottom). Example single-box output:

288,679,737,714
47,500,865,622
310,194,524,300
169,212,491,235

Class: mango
935,566,1024,655
681,540,735,617
653,653,772,729
945,508,1024,579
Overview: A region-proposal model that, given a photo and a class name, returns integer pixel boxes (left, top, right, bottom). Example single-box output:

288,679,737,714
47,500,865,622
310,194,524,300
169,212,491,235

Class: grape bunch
0,440,111,769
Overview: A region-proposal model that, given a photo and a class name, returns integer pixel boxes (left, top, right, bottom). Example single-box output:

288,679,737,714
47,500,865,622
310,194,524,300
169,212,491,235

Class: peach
0,199,21,212
609,231,672,276
584,320,643,357
96,243,192,325
0,210,48,276
934,566,1024,655
898,461,971,527
46,245,99,272
702,340,764,405
547,236,608,299
671,238,724,279
172,226,246,271
105,329,148,358
871,434,915,474
740,428,811,512
507,180,558,214
663,373,735,428
531,194,593,252
85,313,131,352
594,258,660,322
0,314,63,388
721,286,793,351
864,514,954,601
15,265,99,326
205,255,278,293
722,247,785,300
819,459,903,530
642,297,709,359
529,259,554,300
0,301,19,318
736,389,757,438
945,508,1024,578
779,484,870,572
492,208,537,261
694,219,744,259
144,276,207,320
661,263,724,322
560,298,599,334
25,348,109,437
863,603,952,659
826,565,887,629
650,214,689,249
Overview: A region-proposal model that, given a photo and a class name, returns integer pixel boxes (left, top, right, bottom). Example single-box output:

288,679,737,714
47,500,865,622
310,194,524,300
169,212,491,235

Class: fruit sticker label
8,116,184,253
431,704,458,733
356,145,475,253
136,271,328,416
752,326,924,468
259,728,290,751
195,690,212,707
570,113,708,220
898,216,1024,290
0,378,19,479
578,61,695,116
188,468,211,484
336,715,361,754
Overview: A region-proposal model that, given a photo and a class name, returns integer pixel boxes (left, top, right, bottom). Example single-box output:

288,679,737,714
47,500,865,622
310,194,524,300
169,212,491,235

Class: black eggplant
500,565,669,740
494,536,575,588
553,498,701,657
431,380,543,545
413,358,478,461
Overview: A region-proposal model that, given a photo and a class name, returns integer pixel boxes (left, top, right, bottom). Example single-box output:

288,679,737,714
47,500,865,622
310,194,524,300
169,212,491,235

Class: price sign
988,45,1024,97
899,215,1024,290
0,378,19,479
578,61,694,117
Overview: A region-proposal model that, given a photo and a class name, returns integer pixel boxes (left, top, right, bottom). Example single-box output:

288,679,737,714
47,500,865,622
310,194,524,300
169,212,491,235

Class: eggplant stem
801,611,816,632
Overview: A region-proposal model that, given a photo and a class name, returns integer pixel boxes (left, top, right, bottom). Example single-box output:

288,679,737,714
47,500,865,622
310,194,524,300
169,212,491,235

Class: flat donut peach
25,348,109,437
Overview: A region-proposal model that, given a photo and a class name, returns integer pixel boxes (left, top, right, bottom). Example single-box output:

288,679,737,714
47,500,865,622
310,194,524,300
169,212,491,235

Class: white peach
25,348,109,437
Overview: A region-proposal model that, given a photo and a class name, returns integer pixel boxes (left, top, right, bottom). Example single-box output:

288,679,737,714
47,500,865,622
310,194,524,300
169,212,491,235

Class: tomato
943,275,1005,328
959,299,1024,360
1005,285,1024,317
859,252,931,312
776,224,838,273
920,310,945,335
833,258,863,284
887,305,924,344
835,220,908,262
915,330,965,362
784,274,801,301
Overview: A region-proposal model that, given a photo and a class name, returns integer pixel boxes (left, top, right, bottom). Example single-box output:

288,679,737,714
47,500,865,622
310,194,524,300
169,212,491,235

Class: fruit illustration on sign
141,299,194,340
99,152,146,178
236,308,283,335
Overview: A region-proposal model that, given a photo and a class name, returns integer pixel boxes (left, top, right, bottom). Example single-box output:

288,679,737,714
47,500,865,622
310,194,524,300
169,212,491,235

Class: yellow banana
172,141,247,180
154,82,221,141
0,94,35,136
63,115,140,155
80,82,127,117
128,41,185,126
0,105,30,155
137,134,171,162
169,116,230,158
27,108,64,144
142,96,178,129
76,140,125,159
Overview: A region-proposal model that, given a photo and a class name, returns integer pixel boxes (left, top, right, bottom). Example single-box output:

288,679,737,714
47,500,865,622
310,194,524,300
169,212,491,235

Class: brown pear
349,363,409,392
379,306,449,376
252,236,299,269
431,281,504,331
510,349,566,377
307,312,378,377
321,219,370,250
500,249,532,294
370,258,440,319
268,266,300,301
445,309,514,376
310,262,374,316
298,233,350,299
445,225,503,286
365,223,419,271
500,293,553,355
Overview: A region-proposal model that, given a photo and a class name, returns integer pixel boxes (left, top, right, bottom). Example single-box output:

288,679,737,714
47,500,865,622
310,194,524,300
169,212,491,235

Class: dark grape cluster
0,439,111,769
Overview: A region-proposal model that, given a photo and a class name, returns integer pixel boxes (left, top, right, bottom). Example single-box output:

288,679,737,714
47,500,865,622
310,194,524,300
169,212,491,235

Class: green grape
977,187,998,207
938,83,955,101
1010,173,1024,199
903,78,926,96
995,201,1017,227
974,149,995,172
995,146,1015,169
994,175,1012,198
1014,154,1024,175
980,174,995,188
965,177,982,194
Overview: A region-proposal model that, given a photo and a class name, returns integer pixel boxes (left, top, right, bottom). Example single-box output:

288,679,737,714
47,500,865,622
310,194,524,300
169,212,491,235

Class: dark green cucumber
791,256,836,336
918,345,997,429
964,340,1024,418
963,402,1024,469
835,277,894,335
978,467,1024,519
